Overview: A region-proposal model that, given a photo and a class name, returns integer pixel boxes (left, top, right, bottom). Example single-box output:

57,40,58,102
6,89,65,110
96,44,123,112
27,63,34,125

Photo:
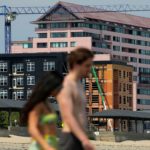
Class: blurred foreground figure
57,47,95,150
22,71,63,150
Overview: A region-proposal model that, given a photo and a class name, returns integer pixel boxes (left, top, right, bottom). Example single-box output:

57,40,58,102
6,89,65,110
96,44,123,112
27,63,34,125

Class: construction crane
0,4,150,53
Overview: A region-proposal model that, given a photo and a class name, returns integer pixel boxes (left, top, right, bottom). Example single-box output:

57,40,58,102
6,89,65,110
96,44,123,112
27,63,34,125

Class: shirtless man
56,47,95,150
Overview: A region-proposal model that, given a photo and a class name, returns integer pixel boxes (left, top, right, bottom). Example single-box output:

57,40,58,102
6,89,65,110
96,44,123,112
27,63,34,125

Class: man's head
68,47,94,77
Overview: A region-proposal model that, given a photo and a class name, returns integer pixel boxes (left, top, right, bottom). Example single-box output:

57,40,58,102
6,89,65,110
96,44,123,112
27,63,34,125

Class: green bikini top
40,113,57,125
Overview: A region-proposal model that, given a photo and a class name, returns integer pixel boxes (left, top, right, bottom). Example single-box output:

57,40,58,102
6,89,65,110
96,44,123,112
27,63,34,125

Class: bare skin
57,58,95,150
28,102,56,150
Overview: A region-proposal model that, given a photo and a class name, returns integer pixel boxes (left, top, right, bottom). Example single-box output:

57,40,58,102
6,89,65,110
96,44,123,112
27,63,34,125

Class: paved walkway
0,135,150,150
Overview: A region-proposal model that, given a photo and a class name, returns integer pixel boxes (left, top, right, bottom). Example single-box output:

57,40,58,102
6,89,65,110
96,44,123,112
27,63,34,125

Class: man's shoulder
63,76,76,87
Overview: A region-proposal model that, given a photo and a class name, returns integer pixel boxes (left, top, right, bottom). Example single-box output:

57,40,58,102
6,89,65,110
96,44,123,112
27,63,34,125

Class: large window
130,57,137,62
0,90,8,99
23,43,33,48
70,42,77,47
50,32,67,38
92,108,99,113
139,49,150,56
50,42,68,48
140,77,150,84
92,95,99,103
37,43,47,48
139,68,150,74
138,89,150,95
0,62,7,72
27,62,35,72
139,59,150,64
27,76,35,85
38,24,47,29
113,45,120,51
43,62,55,71
12,64,24,73
50,23,67,28
137,99,150,105
38,33,47,38
0,76,8,86
16,77,24,86
13,90,24,100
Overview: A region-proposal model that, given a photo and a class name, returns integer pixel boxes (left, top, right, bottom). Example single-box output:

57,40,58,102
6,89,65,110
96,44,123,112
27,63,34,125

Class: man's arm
56,86,88,142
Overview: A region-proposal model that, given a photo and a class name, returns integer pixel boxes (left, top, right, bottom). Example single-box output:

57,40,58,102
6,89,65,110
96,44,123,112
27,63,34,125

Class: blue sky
0,0,150,53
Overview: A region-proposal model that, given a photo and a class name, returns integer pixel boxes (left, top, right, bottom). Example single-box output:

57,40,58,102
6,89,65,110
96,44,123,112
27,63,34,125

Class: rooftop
35,1,150,29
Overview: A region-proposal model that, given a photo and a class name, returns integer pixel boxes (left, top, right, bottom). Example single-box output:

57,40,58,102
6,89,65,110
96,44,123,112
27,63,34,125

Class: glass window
70,42,77,47
137,89,150,95
0,62,8,72
113,36,120,42
23,43,33,48
113,45,120,51
37,43,47,48
27,62,35,72
0,76,8,86
130,57,137,62
38,33,47,38
16,77,24,86
27,76,35,85
43,62,55,71
50,32,67,38
0,90,8,99
92,108,99,113
92,95,99,103
38,24,47,29
139,49,150,55
137,99,150,105
50,23,67,28
50,42,68,48
139,59,150,64
13,64,24,72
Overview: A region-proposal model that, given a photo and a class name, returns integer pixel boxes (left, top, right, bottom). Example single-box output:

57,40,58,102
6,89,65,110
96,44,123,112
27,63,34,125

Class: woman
22,71,63,150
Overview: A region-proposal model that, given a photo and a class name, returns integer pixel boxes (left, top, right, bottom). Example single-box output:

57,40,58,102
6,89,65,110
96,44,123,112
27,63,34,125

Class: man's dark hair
68,47,94,70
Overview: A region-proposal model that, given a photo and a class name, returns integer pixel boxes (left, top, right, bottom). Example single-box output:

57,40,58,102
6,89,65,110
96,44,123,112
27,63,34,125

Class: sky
0,0,150,53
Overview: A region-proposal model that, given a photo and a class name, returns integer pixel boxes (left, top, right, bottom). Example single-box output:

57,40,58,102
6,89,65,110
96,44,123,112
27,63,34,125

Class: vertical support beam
8,109,12,127
114,118,116,132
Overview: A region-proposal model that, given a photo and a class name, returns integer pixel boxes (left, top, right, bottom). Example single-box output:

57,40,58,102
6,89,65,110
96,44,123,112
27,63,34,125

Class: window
12,64,24,73
37,43,47,48
119,83,122,91
123,71,126,78
27,76,35,85
119,96,122,104
129,72,132,82
0,76,8,86
139,49,150,56
119,71,122,78
38,24,47,29
137,89,150,95
139,59,150,64
129,85,132,94
16,77,24,86
50,42,68,48
50,32,67,38
71,32,84,37
130,57,137,62
123,96,126,104
38,33,47,38
123,83,126,92
92,108,99,113
0,62,7,72
113,45,120,51
137,99,150,105
113,36,120,42
13,90,24,100
50,23,67,28
140,77,150,84
0,90,8,99
70,42,77,47
23,43,33,48
92,95,99,103
27,62,35,72
104,35,111,41
27,90,32,99
92,82,97,90
139,68,150,74
43,62,55,71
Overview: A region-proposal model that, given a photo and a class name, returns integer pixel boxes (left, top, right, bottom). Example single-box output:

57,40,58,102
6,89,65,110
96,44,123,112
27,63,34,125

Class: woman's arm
28,103,55,150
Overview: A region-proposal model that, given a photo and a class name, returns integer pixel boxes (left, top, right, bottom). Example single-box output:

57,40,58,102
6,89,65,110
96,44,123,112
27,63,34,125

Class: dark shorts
59,132,84,150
